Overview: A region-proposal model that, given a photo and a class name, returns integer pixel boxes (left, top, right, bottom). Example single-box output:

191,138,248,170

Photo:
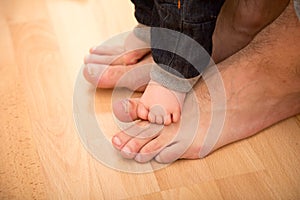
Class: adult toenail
135,154,143,162
112,136,121,146
155,154,165,163
122,146,132,155
87,65,100,77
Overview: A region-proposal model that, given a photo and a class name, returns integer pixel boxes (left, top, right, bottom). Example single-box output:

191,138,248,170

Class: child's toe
163,115,172,125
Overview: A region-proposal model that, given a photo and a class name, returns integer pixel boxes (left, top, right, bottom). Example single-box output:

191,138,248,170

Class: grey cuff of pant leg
150,64,200,93
133,24,151,44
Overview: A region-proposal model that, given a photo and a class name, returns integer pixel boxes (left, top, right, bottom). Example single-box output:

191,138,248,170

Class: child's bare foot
83,26,151,91
113,80,186,125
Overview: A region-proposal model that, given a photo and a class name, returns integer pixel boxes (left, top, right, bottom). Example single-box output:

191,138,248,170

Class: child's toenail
113,136,121,146
130,58,137,64
121,99,130,113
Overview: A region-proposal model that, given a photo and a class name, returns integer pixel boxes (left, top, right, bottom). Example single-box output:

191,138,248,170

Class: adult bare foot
111,1,300,163
83,25,152,91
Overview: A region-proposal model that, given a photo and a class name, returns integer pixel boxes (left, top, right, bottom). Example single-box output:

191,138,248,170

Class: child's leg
141,0,224,124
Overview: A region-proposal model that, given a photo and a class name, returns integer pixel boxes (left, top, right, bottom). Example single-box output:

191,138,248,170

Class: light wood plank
0,14,48,200
216,171,276,200
248,118,300,199
205,139,265,179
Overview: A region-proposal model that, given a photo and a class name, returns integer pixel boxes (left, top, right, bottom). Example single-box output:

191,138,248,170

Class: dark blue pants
131,0,225,78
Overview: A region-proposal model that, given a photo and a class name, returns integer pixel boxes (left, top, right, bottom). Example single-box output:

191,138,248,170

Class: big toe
113,98,140,122
83,63,107,86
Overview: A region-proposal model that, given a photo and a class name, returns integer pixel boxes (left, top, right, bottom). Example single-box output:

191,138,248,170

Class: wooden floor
0,0,300,199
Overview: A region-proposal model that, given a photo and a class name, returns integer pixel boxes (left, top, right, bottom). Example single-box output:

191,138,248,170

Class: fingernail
112,136,121,146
